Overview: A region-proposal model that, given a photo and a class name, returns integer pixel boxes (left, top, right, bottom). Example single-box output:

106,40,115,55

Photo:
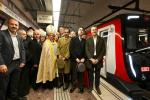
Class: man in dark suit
0,18,25,100
70,27,86,93
30,29,42,90
85,26,106,95
18,29,32,100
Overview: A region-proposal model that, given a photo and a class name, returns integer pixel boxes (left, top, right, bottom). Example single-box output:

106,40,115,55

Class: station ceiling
14,0,150,31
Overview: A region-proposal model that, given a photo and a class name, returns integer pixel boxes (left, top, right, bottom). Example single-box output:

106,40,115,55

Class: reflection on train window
126,27,150,51
138,29,149,48
126,27,138,50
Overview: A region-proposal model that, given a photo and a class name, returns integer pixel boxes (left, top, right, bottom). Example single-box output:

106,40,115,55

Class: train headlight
127,15,140,20
128,55,137,78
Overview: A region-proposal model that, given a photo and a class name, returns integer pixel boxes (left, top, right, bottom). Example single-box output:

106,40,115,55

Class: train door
98,24,116,78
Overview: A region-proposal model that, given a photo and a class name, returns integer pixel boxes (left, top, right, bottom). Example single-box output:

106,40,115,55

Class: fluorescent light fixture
53,12,60,21
53,0,61,11
127,15,140,20
52,0,62,30
128,55,136,78
54,20,59,31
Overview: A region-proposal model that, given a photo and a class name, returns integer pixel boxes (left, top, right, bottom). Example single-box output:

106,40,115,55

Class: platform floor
27,78,132,100
27,87,97,100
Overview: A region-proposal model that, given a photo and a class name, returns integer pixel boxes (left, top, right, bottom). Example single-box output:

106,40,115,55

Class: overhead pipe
10,0,39,28
135,0,139,9
108,5,150,13
71,0,94,4
85,0,136,29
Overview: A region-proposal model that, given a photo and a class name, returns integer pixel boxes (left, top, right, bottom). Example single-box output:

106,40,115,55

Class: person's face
40,36,46,42
8,19,19,34
33,31,40,40
64,29,70,37
70,31,76,38
91,27,97,36
54,35,59,42
48,34,55,42
20,31,27,40
78,28,84,36
59,27,65,35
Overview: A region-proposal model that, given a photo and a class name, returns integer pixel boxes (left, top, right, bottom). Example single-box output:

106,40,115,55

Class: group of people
0,18,106,100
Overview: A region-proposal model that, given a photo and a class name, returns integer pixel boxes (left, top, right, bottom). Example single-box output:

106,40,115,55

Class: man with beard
0,18,25,100
85,26,105,95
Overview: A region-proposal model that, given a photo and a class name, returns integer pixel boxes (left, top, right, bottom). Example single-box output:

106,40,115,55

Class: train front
123,14,150,85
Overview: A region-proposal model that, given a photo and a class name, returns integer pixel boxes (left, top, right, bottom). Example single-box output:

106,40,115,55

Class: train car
87,14,150,99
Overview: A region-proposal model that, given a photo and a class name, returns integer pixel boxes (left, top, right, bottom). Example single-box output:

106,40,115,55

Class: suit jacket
23,37,32,62
30,39,42,65
70,37,86,60
57,37,71,59
85,36,106,63
0,30,25,66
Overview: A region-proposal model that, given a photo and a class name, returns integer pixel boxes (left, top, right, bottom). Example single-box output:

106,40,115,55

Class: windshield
125,27,150,52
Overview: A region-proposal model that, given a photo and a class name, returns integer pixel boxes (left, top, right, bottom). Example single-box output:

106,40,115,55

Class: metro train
87,14,150,97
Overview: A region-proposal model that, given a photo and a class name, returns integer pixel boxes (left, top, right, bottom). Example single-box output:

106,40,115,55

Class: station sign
37,11,52,24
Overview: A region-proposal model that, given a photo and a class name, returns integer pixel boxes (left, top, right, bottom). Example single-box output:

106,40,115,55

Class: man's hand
95,59,99,64
80,58,85,63
59,55,63,59
76,58,80,63
90,58,95,64
90,58,99,64
33,64,38,67
62,57,66,61
0,65,8,73
20,63,25,68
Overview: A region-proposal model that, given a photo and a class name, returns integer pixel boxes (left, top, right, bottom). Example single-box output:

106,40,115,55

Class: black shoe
96,87,101,95
79,88,84,94
63,83,69,91
70,87,76,93
57,83,63,88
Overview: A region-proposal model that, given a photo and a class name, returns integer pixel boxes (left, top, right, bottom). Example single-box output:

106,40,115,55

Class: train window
138,29,149,48
98,30,108,45
102,32,108,37
126,27,138,50
98,25,115,46
98,29,108,37
126,27,150,51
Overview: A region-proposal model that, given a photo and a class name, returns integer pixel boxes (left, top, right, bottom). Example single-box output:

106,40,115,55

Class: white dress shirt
93,37,97,56
9,31,20,60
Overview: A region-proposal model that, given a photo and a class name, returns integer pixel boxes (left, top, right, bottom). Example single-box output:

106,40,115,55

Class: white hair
39,29,46,36
18,29,26,35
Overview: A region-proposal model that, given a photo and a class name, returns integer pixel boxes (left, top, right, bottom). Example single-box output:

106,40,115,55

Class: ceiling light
127,15,140,20
52,0,62,31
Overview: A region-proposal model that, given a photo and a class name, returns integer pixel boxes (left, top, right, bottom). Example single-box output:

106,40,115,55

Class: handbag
77,63,86,72
57,58,65,69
